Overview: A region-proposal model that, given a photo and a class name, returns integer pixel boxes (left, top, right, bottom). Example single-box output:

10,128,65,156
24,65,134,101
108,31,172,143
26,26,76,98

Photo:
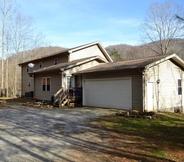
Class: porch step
61,99,68,107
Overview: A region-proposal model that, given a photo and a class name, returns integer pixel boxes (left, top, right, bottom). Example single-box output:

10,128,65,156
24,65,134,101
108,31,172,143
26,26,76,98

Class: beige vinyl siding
63,60,101,88
81,69,143,110
33,55,68,69
20,54,68,96
145,60,184,111
70,45,108,62
21,64,34,96
34,72,61,101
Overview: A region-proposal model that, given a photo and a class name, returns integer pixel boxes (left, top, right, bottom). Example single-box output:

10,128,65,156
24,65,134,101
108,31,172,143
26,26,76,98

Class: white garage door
83,78,132,109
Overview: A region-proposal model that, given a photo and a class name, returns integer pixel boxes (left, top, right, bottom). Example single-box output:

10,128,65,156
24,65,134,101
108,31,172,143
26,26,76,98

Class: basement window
178,79,182,95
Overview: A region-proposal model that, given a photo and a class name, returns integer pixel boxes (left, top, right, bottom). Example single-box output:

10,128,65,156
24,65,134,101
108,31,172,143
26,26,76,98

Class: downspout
60,68,65,89
157,64,160,111
81,74,83,106
139,68,146,112
180,68,183,112
142,70,146,112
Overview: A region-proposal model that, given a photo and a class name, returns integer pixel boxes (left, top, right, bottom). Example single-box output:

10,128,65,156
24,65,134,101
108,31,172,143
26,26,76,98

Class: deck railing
53,87,82,107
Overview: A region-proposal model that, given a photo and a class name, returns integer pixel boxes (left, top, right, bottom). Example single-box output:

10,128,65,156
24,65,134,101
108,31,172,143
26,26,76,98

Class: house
19,41,184,112
18,42,113,104
75,54,184,112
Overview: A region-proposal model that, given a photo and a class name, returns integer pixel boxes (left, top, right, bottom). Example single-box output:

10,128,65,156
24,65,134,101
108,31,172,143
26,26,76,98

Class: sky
17,0,184,48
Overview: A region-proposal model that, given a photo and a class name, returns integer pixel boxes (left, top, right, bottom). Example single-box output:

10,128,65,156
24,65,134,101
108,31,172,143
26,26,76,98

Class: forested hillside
106,39,184,61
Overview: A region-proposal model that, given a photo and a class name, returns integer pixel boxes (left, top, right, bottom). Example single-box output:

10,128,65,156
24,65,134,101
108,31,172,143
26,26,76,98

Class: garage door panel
83,78,132,109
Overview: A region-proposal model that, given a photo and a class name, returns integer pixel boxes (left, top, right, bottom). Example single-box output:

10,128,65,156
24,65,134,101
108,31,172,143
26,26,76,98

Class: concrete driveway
0,106,118,162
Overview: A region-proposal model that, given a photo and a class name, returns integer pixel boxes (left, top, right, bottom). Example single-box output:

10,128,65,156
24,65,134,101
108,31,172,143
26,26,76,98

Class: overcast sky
17,0,184,48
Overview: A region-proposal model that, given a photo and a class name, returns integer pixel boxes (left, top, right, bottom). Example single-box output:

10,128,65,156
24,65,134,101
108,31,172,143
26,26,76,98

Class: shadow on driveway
0,107,174,162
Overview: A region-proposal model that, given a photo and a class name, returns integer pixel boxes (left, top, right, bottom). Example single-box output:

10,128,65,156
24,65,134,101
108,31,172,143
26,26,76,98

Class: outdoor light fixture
157,79,160,84
28,63,35,68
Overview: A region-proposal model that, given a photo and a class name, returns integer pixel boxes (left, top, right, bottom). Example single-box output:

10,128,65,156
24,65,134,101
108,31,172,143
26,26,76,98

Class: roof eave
29,56,106,74
18,50,69,66
145,54,184,69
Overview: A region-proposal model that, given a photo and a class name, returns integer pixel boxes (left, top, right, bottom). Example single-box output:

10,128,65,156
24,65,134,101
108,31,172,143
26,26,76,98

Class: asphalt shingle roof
76,55,168,74
30,56,104,74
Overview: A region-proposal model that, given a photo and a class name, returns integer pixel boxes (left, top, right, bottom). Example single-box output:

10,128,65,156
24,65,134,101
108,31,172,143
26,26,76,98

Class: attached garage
83,77,132,109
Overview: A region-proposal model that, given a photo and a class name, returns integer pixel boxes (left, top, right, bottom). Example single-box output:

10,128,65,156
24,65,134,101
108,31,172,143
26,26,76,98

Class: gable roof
75,54,184,74
19,41,112,65
29,56,106,74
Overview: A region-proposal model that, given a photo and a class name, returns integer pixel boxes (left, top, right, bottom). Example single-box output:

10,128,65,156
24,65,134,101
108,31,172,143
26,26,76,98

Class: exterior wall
34,72,61,101
81,69,143,110
34,60,101,101
69,45,108,62
144,60,184,112
62,60,102,89
32,54,68,70
21,54,68,96
21,64,34,96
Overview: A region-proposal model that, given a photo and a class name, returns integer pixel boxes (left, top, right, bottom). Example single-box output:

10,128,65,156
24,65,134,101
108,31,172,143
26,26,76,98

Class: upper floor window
178,79,182,95
39,61,42,68
42,77,51,91
54,58,58,65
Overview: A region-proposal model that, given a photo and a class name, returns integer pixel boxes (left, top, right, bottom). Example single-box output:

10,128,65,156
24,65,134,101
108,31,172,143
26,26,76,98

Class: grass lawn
95,112,184,162
0,97,34,107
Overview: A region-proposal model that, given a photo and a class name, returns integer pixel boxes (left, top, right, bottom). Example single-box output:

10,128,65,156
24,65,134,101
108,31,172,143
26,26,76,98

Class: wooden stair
53,87,82,108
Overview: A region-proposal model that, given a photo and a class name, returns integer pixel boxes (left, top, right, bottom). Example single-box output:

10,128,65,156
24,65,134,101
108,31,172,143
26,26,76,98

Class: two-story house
18,42,113,105
19,41,184,112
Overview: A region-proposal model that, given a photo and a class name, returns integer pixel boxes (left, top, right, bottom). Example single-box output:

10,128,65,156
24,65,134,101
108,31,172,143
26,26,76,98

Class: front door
147,82,153,111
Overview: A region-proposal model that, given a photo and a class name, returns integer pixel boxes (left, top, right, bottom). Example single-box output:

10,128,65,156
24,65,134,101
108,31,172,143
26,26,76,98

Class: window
54,58,58,65
66,76,71,88
28,81,31,87
178,79,182,95
42,77,51,91
47,78,50,91
39,61,42,68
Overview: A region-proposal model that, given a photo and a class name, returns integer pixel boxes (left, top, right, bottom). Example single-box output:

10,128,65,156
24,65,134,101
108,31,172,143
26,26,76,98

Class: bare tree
10,13,33,96
0,0,16,96
0,0,46,97
140,1,184,55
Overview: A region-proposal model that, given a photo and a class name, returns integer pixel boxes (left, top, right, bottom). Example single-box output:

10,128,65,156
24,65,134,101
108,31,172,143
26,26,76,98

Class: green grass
97,112,184,160
0,97,34,105
149,149,168,158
